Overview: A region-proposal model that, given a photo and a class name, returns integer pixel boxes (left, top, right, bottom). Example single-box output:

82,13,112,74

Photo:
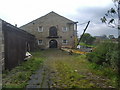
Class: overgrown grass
88,63,118,87
2,51,44,88
49,54,101,88
86,41,118,87
3,49,117,88
45,50,117,88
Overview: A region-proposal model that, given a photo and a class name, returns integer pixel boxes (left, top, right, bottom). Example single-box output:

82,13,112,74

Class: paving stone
26,85,40,88
28,79,41,85
30,74,39,79
26,57,56,89
26,65,51,88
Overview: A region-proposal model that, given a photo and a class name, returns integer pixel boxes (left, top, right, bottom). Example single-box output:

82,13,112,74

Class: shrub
86,40,119,87
86,40,118,68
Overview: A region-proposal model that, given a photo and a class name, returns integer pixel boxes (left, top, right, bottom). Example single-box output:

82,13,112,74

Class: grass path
3,49,115,88
36,49,114,88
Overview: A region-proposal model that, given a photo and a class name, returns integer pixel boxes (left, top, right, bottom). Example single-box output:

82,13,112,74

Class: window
38,26,43,32
74,24,77,31
62,40,68,44
38,40,43,45
62,26,68,32
49,26,57,36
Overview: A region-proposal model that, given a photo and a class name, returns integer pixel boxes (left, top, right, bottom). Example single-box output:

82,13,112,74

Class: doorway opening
49,40,58,48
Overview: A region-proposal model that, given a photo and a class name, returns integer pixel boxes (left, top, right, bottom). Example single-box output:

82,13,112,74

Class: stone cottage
20,11,78,49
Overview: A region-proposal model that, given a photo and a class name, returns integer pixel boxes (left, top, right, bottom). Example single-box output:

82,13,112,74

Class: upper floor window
62,26,68,32
49,26,57,36
38,40,43,45
62,40,68,44
38,26,43,32
74,24,77,31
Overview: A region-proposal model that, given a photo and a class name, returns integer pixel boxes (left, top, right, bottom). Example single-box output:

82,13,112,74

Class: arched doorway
49,40,58,48
49,26,57,36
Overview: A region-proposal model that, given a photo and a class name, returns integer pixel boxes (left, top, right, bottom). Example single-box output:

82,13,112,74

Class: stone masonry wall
0,19,4,89
0,19,4,71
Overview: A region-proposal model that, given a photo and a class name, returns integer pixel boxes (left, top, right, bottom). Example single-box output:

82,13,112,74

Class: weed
88,63,118,87
3,51,44,88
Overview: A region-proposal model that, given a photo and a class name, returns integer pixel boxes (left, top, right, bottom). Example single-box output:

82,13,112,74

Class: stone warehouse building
20,11,78,49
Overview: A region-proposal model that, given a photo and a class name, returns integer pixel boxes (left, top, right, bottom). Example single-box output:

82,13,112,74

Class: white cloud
0,0,113,25
77,20,118,38
0,0,117,37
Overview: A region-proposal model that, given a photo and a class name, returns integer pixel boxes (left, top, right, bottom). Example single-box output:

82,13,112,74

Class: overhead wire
77,21,89,26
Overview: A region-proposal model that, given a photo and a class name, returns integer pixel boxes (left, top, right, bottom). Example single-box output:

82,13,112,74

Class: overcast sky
0,0,118,38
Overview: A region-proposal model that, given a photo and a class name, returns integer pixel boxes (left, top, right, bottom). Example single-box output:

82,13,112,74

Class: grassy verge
86,41,118,87
2,51,44,88
47,51,116,88
79,42,95,48
88,63,118,87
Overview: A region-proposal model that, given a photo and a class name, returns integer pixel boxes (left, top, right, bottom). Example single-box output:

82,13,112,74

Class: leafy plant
87,40,118,67
101,0,119,29
86,40,118,87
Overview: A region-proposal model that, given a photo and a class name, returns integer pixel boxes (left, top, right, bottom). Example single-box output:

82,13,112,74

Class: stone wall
0,19,4,89
0,19,4,71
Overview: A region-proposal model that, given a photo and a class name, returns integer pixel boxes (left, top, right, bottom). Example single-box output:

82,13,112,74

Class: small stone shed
0,19,36,70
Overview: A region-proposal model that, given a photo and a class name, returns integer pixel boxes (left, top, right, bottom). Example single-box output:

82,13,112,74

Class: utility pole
77,21,90,45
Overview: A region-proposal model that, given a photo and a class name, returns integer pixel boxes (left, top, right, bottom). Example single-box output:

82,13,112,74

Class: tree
101,34,108,39
109,35,115,39
101,0,120,37
101,1,120,87
80,33,96,45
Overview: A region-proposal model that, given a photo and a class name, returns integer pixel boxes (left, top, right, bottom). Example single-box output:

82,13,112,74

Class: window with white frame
62,26,68,32
38,40,43,45
74,24,77,31
62,40,68,44
38,26,43,32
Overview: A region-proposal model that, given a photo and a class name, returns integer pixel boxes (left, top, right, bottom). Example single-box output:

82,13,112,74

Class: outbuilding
0,19,36,70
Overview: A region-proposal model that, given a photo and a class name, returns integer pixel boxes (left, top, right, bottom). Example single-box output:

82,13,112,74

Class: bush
86,40,119,87
86,40,118,68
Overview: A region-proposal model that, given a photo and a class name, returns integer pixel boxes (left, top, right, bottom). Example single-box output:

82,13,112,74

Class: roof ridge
20,11,76,28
